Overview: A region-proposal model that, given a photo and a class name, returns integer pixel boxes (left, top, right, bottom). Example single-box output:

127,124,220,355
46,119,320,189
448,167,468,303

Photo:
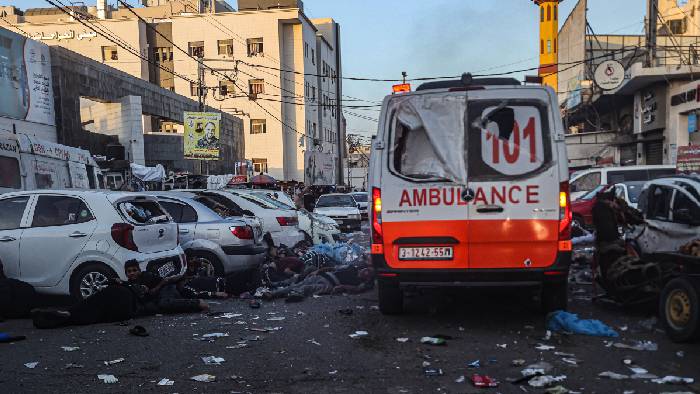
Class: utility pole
401,71,407,84
646,0,658,67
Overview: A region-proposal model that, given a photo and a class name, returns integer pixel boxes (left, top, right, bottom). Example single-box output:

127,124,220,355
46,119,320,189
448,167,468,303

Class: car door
19,194,98,287
0,195,31,279
158,199,197,245
466,97,560,269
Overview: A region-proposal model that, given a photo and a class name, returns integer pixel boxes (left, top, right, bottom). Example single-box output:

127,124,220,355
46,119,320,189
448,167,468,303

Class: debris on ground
546,311,619,337
511,359,526,367
423,368,443,377
420,336,447,346
103,358,125,366
202,332,229,338
24,362,38,369
599,371,629,380
535,344,556,351
467,360,481,368
471,374,499,387
544,385,571,394
61,346,79,352
529,375,567,388
307,339,321,346
608,340,658,351
191,374,216,383
157,378,174,386
455,375,465,383
651,376,695,385
201,356,225,365
64,363,83,369
521,361,553,376
349,330,368,339
638,317,658,331
396,337,410,343
97,374,118,384
0,333,26,344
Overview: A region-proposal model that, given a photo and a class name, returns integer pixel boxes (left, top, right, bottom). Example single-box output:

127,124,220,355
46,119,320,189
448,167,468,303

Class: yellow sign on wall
184,112,221,160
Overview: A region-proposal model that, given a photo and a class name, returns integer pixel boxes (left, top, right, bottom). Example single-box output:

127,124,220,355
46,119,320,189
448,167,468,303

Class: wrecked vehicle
369,74,572,314
594,176,700,342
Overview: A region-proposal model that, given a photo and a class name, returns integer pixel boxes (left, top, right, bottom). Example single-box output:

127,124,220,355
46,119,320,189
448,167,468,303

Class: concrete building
556,0,700,169
6,0,345,183
532,0,562,90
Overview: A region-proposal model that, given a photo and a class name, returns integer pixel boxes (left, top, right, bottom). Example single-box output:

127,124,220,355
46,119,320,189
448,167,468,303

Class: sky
17,0,646,136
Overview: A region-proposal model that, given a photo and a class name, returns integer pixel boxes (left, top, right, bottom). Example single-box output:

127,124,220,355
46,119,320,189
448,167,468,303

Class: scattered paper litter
226,344,248,349
455,375,466,383
528,375,567,388
104,358,125,366
535,344,556,351
61,346,80,352
191,374,216,383
521,362,553,376
157,378,174,386
24,362,39,369
64,363,83,369
201,356,225,365
349,330,368,339
396,337,410,343
610,340,658,351
202,333,229,338
496,343,508,349
97,374,118,384
214,313,242,319
307,339,321,346
651,376,694,385
267,316,286,321
599,371,629,380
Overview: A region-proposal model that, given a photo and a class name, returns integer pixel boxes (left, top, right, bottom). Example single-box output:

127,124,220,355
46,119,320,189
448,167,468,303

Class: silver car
149,194,267,276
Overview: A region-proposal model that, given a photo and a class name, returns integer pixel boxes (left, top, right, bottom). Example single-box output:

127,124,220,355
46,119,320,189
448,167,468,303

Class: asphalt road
1,228,698,393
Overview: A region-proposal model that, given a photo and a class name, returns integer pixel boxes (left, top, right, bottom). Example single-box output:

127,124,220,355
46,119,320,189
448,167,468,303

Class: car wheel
189,252,225,277
660,277,700,343
541,281,568,313
378,280,404,315
70,263,118,300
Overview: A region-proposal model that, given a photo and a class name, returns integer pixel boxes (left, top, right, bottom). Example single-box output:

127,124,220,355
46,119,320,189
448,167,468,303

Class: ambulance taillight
371,187,383,254
558,181,573,251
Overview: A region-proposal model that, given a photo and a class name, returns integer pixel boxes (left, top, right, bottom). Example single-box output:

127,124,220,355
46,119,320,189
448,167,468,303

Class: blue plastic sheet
546,311,619,337
310,242,365,265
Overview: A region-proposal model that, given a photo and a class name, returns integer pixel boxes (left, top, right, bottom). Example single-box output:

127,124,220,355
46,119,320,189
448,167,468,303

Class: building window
313,122,317,138
554,4,558,20
190,82,205,97
554,38,557,53
250,119,267,134
540,6,544,22
247,37,264,56
153,47,173,62
252,158,268,174
217,39,234,56
669,18,688,35
311,86,316,101
249,79,265,95
188,41,204,58
540,40,544,55
219,79,234,96
304,42,309,58
311,48,315,65
547,5,551,21
547,40,552,54
101,46,118,61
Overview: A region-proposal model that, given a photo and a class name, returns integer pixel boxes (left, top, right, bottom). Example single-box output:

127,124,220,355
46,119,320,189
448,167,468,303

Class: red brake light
276,217,298,226
371,188,383,253
231,225,254,240
559,181,572,251
111,223,138,251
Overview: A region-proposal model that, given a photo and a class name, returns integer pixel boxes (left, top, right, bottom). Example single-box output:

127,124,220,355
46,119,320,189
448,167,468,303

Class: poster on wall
0,28,55,126
183,112,221,160
676,146,700,174
305,149,335,186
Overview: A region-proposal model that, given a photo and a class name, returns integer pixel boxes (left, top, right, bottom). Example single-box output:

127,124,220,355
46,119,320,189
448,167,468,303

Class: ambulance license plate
398,247,453,260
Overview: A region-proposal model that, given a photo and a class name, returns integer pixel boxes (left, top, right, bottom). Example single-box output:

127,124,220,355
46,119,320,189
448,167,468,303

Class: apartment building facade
6,0,344,183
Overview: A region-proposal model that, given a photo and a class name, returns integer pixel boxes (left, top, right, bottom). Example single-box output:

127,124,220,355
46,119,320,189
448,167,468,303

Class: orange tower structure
533,0,562,90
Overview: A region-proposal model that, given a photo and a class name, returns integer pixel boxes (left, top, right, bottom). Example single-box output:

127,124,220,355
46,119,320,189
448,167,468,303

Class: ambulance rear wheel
378,280,403,315
541,281,568,313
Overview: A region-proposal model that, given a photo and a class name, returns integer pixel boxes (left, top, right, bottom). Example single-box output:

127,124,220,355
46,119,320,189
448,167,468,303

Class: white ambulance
369,75,572,314
0,131,104,194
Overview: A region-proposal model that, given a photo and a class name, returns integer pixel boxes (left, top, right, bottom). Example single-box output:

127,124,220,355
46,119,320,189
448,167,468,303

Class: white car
174,190,305,248
313,193,362,232
149,194,267,276
351,192,369,219
241,189,341,244
611,181,647,210
0,190,186,299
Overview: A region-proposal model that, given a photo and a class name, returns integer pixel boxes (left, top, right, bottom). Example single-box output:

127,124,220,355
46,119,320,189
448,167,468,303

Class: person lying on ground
123,260,209,314
0,260,37,321
262,265,375,301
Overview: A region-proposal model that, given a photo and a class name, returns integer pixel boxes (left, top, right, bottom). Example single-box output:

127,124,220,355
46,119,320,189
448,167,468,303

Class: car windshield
250,192,294,209
317,195,355,207
352,193,368,202
581,184,608,201
234,193,278,209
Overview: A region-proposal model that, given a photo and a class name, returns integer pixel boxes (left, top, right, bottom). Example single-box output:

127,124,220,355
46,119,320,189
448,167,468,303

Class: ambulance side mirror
491,107,515,141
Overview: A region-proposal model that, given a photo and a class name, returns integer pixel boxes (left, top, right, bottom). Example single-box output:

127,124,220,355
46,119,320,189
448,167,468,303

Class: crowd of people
0,235,373,329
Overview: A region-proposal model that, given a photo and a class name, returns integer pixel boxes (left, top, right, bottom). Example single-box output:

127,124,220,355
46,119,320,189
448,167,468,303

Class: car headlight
349,214,361,220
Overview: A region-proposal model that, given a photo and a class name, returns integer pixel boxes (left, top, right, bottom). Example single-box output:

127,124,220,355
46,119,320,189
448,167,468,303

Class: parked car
611,181,647,210
147,193,267,276
351,192,369,219
569,165,676,201
241,189,341,244
0,190,186,299
172,190,305,248
313,193,362,232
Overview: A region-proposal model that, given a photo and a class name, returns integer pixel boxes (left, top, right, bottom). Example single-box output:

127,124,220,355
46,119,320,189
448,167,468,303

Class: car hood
314,207,360,216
